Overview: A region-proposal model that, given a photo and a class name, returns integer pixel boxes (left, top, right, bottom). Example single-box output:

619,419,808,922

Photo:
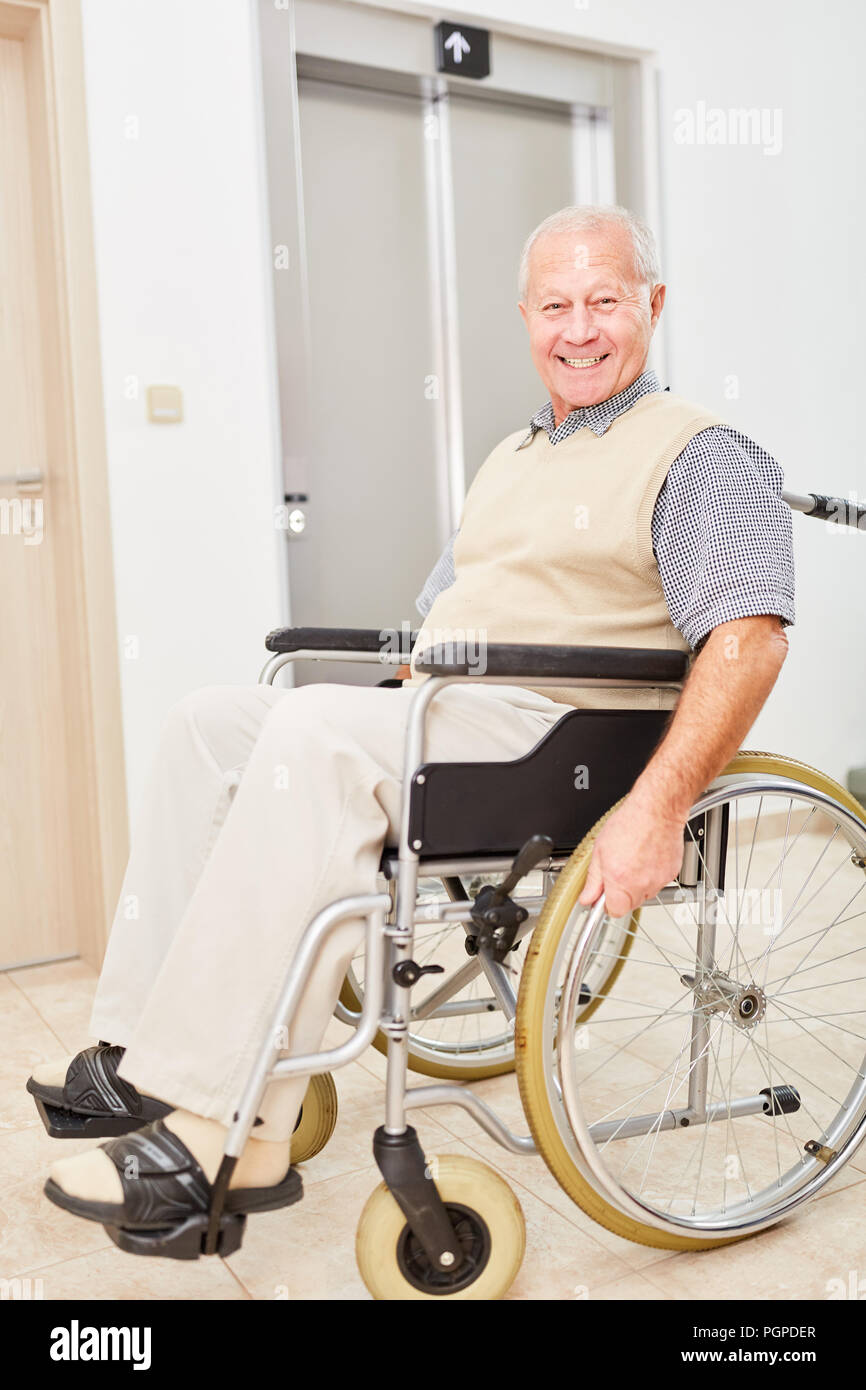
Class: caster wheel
291,1072,338,1165
355,1155,525,1300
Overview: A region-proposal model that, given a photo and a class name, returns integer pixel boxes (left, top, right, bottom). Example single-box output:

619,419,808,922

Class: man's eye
543,302,563,311
597,297,616,306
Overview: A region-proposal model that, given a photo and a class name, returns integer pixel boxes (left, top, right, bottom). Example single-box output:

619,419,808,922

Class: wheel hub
396,1201,491,1295
681,969,767,1029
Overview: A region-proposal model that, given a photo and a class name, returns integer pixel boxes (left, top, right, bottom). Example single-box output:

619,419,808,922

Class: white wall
82,0,866,810
80,0,286,813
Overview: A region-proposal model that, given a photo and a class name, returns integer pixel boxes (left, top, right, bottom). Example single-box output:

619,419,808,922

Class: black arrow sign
434,20,491,80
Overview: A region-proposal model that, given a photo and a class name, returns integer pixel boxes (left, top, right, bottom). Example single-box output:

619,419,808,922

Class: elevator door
292,76,442,679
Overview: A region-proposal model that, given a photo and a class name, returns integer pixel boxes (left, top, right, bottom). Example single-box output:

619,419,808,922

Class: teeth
562,356,605,367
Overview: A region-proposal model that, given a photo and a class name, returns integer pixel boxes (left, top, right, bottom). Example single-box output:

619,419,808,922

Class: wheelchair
125,486,866,1299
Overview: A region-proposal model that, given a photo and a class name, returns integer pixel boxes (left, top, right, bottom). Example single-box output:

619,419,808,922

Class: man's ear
518,301,529,327
649,282,666,329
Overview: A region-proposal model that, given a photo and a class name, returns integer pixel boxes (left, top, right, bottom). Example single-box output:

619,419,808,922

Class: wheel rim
544,775,866,1240
396,1202,491,1294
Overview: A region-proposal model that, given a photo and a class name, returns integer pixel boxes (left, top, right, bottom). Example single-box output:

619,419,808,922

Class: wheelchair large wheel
340,873,636,1080
355,1155,525,1299
516,751,866,1251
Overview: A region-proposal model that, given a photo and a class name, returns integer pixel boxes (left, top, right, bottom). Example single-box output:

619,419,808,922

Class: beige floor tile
638,1180,866,1300
225,1164,376,1300
0,1126,112,1278
24,1244,248,1301
502,1177,632,1300
0,974,74,1134
587,1270,672,1300
8,959,99,1056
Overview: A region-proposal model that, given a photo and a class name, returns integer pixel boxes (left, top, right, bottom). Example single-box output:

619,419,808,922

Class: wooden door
0,0,127,969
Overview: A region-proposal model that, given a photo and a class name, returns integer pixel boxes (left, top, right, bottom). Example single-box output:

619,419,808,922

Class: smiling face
518,223,665,425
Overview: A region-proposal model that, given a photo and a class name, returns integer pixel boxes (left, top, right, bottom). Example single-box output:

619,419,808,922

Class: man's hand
577,616,788,918
578,792,686,916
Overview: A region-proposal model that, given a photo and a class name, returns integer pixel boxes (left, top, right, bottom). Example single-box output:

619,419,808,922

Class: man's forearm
628,617,789,822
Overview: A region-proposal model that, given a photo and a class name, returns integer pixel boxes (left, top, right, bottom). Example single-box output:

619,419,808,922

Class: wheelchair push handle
784,488,866,530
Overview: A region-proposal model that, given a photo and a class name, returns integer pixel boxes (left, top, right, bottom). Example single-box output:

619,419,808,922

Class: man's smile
557,352,611,370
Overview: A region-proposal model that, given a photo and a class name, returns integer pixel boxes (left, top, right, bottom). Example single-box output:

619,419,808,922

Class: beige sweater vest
407,389,725,710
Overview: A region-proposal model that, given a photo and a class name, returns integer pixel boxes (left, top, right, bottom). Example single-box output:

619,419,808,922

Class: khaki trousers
90,680,573,1143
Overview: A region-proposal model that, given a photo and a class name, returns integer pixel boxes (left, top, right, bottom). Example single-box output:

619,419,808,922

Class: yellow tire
355,1154,525,1300
515,750,866,1253
290,1072,338,1165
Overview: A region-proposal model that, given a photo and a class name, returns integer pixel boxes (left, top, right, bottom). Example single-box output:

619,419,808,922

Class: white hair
518,204,661,301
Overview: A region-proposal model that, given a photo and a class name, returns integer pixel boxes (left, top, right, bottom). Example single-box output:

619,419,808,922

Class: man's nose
560,307,600,345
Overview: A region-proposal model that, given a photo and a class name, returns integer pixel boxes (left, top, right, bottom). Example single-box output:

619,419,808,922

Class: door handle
283,491,307,538
0,471,43,491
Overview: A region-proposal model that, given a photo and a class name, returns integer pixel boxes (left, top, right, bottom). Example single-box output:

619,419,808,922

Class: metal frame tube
271,910,387,1080
590,1093,772,1145
259,648,406,685
685,804,725,1122
406,1084,537,1155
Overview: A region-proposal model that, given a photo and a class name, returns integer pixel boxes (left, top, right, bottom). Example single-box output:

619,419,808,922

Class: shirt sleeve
651,426,796,650
415,530,458,617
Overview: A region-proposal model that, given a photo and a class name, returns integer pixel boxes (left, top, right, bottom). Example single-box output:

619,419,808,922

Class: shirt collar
516,368,663,449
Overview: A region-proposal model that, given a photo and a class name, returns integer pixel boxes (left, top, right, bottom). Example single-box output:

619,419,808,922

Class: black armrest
413,641,689,682
265,626,419,656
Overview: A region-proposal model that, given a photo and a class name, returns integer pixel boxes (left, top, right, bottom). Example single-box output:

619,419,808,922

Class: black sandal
44,1118,302,1260
27,1042,172,1138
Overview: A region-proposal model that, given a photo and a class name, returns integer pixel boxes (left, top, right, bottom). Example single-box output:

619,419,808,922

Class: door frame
0,0,127,968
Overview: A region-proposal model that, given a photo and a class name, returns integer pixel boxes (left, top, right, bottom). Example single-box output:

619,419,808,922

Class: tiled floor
1,959,864,1300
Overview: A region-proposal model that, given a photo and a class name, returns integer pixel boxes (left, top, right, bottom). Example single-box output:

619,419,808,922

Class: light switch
147,385,184,423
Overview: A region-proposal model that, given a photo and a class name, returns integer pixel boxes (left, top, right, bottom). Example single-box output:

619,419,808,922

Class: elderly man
28,204,793,1237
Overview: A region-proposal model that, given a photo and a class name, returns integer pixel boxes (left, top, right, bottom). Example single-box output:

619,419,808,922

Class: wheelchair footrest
33,1096,146,1140
105,1211,248,1261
